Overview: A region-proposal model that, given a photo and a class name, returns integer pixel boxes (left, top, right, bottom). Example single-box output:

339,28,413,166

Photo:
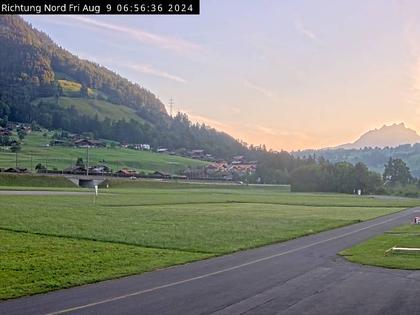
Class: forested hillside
294,144,420,178
0,15,245,158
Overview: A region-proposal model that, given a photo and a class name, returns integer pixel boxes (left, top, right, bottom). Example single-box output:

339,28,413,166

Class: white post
93,185,98,204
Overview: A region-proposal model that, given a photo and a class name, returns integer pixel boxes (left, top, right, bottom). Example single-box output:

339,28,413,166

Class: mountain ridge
335,123,420,149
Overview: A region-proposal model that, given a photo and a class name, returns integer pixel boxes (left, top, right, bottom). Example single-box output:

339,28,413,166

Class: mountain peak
338,123,420,149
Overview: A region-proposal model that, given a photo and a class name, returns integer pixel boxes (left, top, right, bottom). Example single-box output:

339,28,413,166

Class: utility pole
169,98,174,117
86,146,89,176
30,152,33,172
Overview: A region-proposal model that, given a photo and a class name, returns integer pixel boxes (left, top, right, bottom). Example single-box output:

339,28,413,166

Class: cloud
254,125,278,136
73,54,187,84
253,125,311,139
294,19,321,44
64,16,200,55
243,80,276,99
182,110,231,130
130,64,187,83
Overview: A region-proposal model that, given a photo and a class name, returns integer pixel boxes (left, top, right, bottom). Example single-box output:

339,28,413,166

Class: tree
35,163,47,173
0,135,11,146
30,120,41,131
80,85,89,98
0,100,10,127
17,128,26,140
383,158,412,185
76,157,84,167
0,116,7,128
10,143,21,153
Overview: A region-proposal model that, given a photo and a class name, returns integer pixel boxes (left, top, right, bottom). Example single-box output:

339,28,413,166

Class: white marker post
94,185,98,204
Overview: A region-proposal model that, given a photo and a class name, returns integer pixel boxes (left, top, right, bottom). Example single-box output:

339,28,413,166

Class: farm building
74,139,105,148
116,168,137,177
152,171,171,179
89,165,111,175
3,167,28,173
190,149,205,159
63,166,87,175
0,127,12,136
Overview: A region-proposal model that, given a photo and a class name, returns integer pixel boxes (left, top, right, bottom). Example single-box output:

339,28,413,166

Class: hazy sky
25,0,420,151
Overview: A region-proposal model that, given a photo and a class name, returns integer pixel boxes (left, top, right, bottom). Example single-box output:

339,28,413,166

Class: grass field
0,230,207,300
0,183,419,300
0,131,208,173
0,173,75,188
341,224,420,270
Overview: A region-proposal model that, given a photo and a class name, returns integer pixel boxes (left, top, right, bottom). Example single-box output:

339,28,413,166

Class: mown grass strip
0,230,210,300
341,224,420,270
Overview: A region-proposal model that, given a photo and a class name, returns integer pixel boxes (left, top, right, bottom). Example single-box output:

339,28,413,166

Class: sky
24,0,420,151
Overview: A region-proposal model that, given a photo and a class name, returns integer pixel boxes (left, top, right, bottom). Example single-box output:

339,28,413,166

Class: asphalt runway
1,207,420,315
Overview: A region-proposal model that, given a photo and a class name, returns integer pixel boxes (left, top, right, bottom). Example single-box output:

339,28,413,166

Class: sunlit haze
25,1,420,151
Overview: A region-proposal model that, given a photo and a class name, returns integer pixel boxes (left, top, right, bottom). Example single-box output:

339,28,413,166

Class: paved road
2,207,420,315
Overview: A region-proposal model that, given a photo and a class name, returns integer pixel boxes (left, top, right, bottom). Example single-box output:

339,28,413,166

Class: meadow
1,182,419,299
341,224,420,269
0,131,208,173
33,96,146,124
33,78,146,124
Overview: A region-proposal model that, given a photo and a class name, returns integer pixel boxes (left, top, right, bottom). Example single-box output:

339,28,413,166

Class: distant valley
294,123,420,177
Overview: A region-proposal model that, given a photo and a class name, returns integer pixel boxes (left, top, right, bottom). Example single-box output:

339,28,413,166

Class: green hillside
0,131,208,174
57,79,109,100
33,96,146,124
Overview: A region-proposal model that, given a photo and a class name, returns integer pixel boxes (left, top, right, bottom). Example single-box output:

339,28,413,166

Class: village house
190,149,205,159
115,168,137,177
152,171,171,179
140,144,151,150
204,159,257,180
17,124,31,134
231,155,245,164
73,139,105,148
205,154,215,161
50,139,73,147
0,127,12,136
89,165,111,175
122,143,151,151
205,162,229,176
3,167,28,173
63,165,87,175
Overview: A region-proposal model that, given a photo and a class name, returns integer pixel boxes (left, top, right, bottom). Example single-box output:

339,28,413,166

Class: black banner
0,0,200,15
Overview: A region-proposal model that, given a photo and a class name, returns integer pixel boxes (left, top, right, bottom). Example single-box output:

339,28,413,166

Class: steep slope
0,15,166,115
338,123,420,149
